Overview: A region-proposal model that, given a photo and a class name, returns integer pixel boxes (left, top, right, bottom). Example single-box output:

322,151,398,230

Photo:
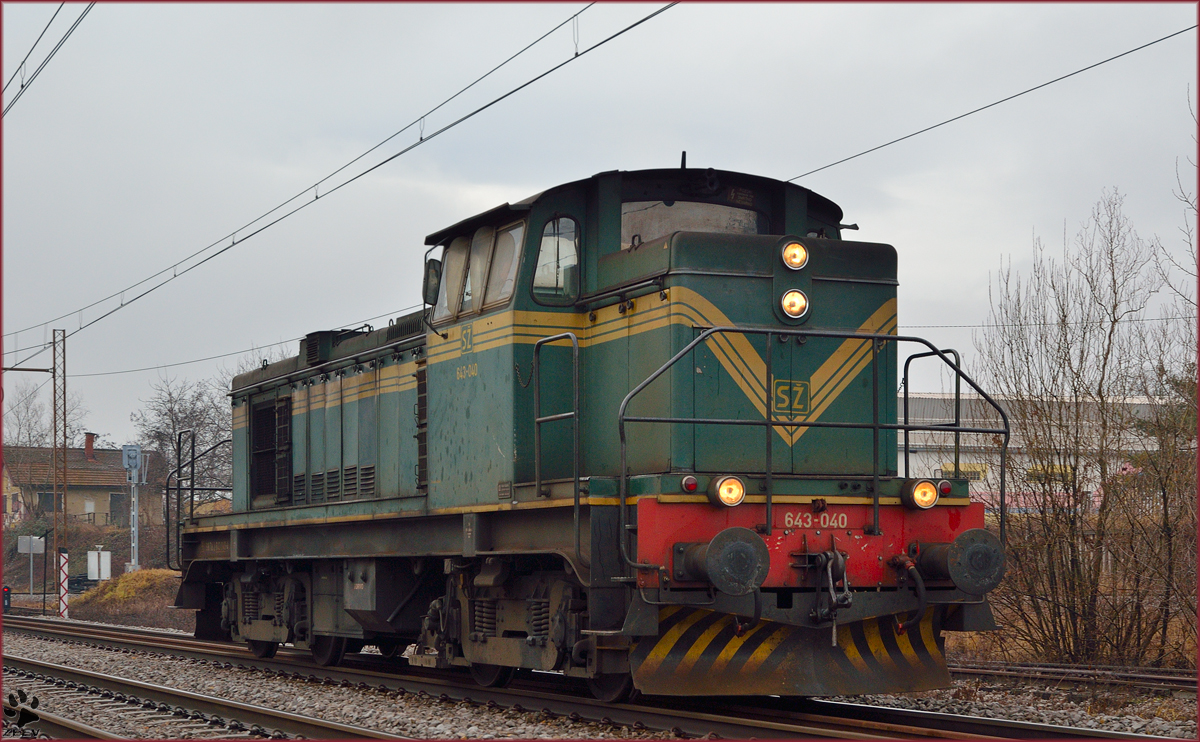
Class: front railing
616,325,1011,576
166,430,232,571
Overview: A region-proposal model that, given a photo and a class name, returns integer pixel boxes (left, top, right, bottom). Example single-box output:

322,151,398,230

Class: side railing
616,325,1010,577
531,332,587,569
166,430,232,571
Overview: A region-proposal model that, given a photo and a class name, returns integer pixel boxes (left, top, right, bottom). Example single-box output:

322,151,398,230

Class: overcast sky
3,2,1196,447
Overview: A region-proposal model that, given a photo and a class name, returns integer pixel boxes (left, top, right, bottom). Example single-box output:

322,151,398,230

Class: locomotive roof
422,168,842,246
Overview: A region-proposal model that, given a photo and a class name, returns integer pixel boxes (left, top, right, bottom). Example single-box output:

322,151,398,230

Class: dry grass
69,568,193,632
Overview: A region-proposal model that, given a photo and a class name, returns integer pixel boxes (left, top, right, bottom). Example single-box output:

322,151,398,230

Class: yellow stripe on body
639,609,709,675
862,619,901,673
425,287,897,449
837,624,872,673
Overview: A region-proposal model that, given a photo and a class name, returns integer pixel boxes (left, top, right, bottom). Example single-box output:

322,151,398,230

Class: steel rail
949,662,1197,692
4,617,1174,740
2,699,124,740
3,654,410,740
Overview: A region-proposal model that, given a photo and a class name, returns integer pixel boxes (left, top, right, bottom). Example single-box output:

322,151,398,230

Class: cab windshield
621,200,766,250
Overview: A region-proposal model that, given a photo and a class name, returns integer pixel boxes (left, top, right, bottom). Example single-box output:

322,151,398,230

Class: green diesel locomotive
173,166,1009,700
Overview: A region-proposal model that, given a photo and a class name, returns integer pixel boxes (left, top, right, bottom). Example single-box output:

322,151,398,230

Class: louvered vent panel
306,337,321,366
292,474,307,502
310,472,325,502
359,466,376,499
343,466,358,499
387,312,425,341
326,469,341,501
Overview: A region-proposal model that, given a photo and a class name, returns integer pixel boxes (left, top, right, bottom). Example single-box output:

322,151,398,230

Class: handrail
616,325,1012,576
902,348,963,479
901,347,1010,544
532,332,588,570
165,433,232,571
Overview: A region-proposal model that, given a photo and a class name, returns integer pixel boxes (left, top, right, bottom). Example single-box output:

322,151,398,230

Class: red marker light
682,476,699,493
938,480,953,495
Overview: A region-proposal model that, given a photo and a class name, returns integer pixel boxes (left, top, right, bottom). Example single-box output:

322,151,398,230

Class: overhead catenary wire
2,2,94,118
787,24,1197,182
68,303,422,378
5,2,676,374
3,2,599,346
3,2,66,95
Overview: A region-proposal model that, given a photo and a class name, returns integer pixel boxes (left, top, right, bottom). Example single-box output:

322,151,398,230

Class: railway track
949,661,1197,693
2,656,410,740
2,615,1178,740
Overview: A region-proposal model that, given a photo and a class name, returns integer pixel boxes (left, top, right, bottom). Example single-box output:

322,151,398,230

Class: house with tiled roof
2,433,164,527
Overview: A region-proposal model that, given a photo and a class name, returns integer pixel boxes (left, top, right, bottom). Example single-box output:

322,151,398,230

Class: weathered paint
630,606,948,696
636,498,986,589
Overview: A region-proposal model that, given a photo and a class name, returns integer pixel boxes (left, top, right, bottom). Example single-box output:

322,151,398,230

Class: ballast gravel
1,631,672,740
3,625,1196,739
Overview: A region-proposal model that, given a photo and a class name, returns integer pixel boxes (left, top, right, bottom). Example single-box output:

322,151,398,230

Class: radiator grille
326,469,341,501
359,466,376,499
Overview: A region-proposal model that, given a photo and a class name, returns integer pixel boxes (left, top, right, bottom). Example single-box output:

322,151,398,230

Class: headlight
708,476,746,507
781,290,809,318
781,242,809,270
901,479,939,510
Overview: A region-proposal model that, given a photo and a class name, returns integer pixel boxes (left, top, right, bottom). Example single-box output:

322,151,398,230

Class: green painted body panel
426,337,515,507
232,423,249,510
223,168,898,520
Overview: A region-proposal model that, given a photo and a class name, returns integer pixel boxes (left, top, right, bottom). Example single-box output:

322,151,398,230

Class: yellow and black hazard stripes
630,605,949,696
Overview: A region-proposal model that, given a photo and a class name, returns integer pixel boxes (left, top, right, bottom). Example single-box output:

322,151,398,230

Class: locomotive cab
175,166,1008,700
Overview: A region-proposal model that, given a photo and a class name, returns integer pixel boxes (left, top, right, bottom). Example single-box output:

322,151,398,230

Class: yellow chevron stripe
708,621,770,675
836,624,872,673
893,619,926,670
919,609,943,664
673,614,734,676
640,609,709,675
862,619,901,673
740,624,790,674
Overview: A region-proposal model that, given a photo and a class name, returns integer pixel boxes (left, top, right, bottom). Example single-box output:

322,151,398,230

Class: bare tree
971,190,1197,666
131,375,232,502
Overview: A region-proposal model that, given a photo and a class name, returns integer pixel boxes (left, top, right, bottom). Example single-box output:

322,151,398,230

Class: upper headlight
781,289,809,318
781,242,809,270
709,476,746,507
901,479,939,510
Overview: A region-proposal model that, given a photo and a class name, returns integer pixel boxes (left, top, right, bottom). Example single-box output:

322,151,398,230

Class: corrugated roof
2,446,164,488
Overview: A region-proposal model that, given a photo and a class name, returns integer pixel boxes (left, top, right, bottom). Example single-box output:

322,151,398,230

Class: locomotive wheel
248,640,278,659
469,662,516,688
310,635,346,666
377,641,402,659
586,673,635,704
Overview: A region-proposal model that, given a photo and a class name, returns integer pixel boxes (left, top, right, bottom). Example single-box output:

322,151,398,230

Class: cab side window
533,217,579,303
460,226,493,315
433,222,525,324
433,236,470,322
484,223,524,306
